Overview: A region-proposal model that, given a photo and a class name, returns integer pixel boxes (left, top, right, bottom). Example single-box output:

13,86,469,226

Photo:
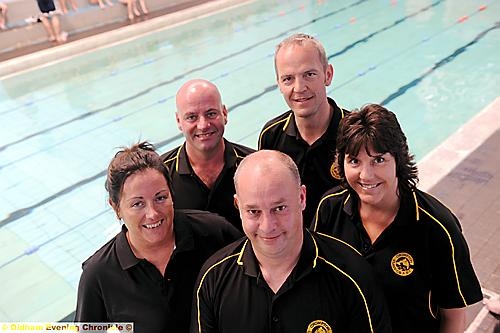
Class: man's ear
222,105,228,125
233,194,239,210
325,64,334,86
299,185,307,211
175,112,182,131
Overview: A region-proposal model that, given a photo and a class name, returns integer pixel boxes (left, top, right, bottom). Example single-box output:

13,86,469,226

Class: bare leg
132,0,140,17
126,0,133,20
39,16,56,41
0,3,7,30
58,0,68,13
50,16,66,43
69,0,77,11
138,0,147,14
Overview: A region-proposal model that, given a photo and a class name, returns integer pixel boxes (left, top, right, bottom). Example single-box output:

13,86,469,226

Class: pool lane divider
0,0,360,117
0,0,370,152
328,4,496,95
0,2,492,228
380,20,499,106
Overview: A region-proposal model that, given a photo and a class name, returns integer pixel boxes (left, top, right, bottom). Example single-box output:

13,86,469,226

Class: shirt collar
235,230,318,279
115,212,196,270
343,189,418,225
283,97,343,142
116,224,141,270
176,139,236,175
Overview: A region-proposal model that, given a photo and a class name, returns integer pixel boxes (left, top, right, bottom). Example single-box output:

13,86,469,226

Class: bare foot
57,31,68,43
133,8,140,16
106,0,114,6
128,12,134,20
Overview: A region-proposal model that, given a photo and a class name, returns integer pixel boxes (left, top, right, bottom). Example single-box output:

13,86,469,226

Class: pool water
0,0,498,321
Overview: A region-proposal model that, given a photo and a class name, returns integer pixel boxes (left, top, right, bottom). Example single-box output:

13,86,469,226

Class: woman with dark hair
75,142,241,332
311,104,482,333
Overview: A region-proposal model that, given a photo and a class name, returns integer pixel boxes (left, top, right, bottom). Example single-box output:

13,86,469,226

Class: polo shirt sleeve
75,263,107,322
424,205,482,309
190,257,220,333
257,125,271,150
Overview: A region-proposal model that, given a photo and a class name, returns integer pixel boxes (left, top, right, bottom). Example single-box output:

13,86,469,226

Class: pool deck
1,0,499,330
419,97,500,332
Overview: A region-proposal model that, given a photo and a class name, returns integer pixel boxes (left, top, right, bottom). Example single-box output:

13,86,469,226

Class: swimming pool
0,0,498,321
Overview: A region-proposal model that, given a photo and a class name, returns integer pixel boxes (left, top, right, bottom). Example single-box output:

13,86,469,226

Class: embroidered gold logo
306,320,332,333
391,252,414,276
330,162,341,180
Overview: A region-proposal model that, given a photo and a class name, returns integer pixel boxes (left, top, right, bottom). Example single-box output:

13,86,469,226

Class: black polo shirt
258,98,347,227
191,230,392,333
311,188,483,333
162,139,254,231
75,209,242,333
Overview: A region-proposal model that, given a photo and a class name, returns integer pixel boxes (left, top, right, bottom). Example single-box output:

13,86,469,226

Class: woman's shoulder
414,189,462,231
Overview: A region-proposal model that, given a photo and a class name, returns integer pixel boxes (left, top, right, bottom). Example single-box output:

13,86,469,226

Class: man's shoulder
226,140,256,157
160,145,183,167
198,238,246,274
258,111,293,149
260,111,293,134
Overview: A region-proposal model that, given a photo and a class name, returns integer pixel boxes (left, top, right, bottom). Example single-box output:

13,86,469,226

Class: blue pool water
0,0,498,321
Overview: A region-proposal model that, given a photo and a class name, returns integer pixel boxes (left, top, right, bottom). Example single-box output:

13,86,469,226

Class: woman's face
113,168,174,250
344,146,399,208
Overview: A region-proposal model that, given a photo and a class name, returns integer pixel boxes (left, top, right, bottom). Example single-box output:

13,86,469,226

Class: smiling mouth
143,220,163,229
359,183,380,190
261,234,280,241
195,131,215,138
293,96,312,103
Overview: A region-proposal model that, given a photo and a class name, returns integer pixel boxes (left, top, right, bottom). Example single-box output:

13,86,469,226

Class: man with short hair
191,150,391,333
258,33,347,226
162,79,254,230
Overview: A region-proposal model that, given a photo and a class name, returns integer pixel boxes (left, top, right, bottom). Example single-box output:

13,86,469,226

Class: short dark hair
336,104,418,196
105,141,173,207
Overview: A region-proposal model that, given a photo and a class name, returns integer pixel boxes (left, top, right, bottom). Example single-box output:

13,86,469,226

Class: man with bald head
161,79,254,230
191,150,392,333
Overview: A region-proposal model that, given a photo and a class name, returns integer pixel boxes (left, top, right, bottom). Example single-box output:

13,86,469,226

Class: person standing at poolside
36,0,67,42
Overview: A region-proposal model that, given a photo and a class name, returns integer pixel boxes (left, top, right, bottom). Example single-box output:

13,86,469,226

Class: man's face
235,163,306,261
176,90,227,156
275,42,333,120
